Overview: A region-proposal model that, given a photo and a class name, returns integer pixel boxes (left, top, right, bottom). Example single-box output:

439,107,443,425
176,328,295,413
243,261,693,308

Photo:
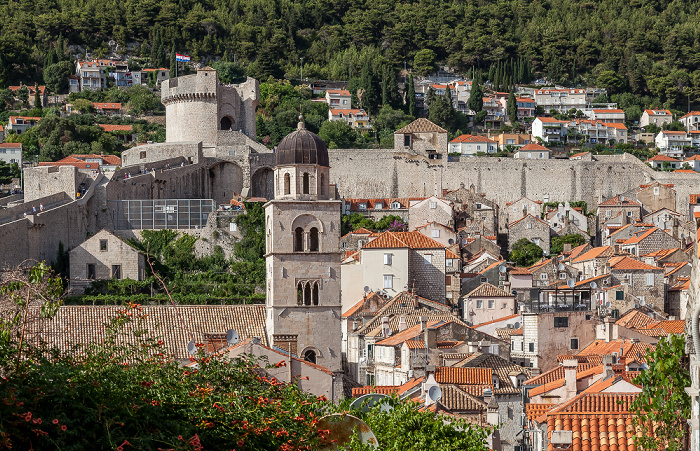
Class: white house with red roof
589,109,625,123
655,130,691,157
513,143,550,159
680,111,700,131
640,109,673,127
7,116,41,134
531,117,568,143
324,89,351,109
684,155,700,172
646,154,681,169
75,60,112,91
328,108,369,129
448,134,497,155
0,143,22,166
498,97,535,120
92,102,122,115
533,88,586,113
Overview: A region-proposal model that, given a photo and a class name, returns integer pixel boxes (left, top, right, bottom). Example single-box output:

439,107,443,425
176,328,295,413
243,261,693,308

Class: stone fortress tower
264,117,343,372
161,67,258,147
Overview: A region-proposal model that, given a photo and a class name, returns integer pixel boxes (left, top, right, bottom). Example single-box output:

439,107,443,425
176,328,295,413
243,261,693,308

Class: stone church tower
264,118,342,372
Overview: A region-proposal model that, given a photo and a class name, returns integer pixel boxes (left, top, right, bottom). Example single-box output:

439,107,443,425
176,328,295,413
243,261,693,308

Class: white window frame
383,275,393,289
431,229,440,238
424,254,433,265
476,300,483,308
488,300,495,309
430,202,437,209
646,273,654,286
384,253,392,265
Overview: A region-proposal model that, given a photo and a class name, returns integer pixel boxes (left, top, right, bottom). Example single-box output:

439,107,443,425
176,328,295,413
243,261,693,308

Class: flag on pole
176,54,190,62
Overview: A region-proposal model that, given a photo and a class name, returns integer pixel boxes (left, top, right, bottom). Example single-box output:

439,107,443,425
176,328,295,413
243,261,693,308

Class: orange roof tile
599,195,641,206
607,255,661,271
466,282,513,298
99,124,133,132
520,143,550,151
572,246,617,262
449,134,497,144
362,231,446,250
647,154,680,162
434,367,492,385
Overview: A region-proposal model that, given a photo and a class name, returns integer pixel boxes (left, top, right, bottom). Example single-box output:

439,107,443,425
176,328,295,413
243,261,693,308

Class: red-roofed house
495,97,535,119
328,108,369,129
7,84,48,108
464,283,516,326
590,109,625,123
640,109,673,127
7,116,41,134
605,255,665,308
508,214,552,254
513,143,551,159
598,195,642,227
448,134,497,155
324,89,351,109
619,227,680,257
98,124,135,142
655,131,691,157
680,111,700,131
0,143,22,166
75,60,111,91
92,103,123,115
533,88,586,113
532,117,568,143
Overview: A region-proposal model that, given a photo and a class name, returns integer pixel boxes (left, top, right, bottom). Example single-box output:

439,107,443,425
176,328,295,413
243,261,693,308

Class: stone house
545,202,588,235
646,154,681,169
444,183,499,236
340,227,375,253
597,195,642,228
340,231,449,305
635,182,676,214
641,247,688,266
606,256,665,309
513,143,551,159
460,234,501,262
642,207,681,230
394,118,448,158
619,227,680,257
7,84,48,108
504,196,543,225
603,223,653,247
569,245,625,279
407,195,453,230
507,214,552,255
463,249,502,273
640,109,673,127
527,258,580,289
463,283,516,326
342,197,413,223
69,229,146,293
413,221,457,248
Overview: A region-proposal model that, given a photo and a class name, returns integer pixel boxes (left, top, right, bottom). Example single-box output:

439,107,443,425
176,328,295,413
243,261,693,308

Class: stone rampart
121,142,203,168
24,165,89,203
0,192,69,223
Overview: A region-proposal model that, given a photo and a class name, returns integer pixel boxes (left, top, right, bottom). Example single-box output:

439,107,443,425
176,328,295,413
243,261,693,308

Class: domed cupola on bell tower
274,116,330,201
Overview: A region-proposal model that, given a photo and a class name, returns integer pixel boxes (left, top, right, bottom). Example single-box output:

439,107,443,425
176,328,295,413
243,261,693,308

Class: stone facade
408,196,454,230
609,267,665,309
69,229,146,292
503,197,543,227
508,215,552,255
636,182,676,214
445,183,499,235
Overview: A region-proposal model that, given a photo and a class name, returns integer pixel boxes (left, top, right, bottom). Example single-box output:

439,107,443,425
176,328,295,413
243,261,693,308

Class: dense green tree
318,120,356,148
630,334,690,451
428,86,455,131
507,90,517,123
468,79,483,113
234,201,265,263
597,71,625,95
0,161,20,184
509,239,544,266
169,43,176,76
211,61,246,84
550,234,586,255
374,106,411,133
413,49,437,76
43,61,73,94
407,75,416,118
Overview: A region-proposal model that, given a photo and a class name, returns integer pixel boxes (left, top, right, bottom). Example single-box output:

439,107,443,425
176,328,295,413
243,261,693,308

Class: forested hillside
2,0,700,105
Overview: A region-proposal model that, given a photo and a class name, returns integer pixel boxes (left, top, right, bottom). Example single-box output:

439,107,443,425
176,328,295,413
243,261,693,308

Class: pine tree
57,35,65,61
382,65,389,108
170,44,177,76
507,90,517,123
34,87,42,109
408,74,416,117
488,64,494,83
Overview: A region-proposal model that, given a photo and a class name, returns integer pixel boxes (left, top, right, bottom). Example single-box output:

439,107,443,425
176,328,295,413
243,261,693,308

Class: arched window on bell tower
303,172,310,194
304,349,317,364
312,282,319,305
304,283,311,306
284,173,291,195
320,173,326,197
309,227,319,252
294,227,304,252
297,283,304,305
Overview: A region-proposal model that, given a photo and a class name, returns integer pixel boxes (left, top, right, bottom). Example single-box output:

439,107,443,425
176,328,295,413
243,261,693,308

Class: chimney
613,244,620,255
602,355,614,379
420,316,428,333
203,332,228,354
672,218,679,240
398,316,407,332
381,316,391,337
603,317,618,342
425,326,437,350
563,359,578,400
485,388,499,426
563,243,573,254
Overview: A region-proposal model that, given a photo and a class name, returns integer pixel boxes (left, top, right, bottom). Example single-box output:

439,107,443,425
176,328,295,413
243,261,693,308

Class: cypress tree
170,44,177,75
507,90,517,123
382,65,389,108
488,64,494,83
408,74,416,117
34,87,42,109
468,79,483,113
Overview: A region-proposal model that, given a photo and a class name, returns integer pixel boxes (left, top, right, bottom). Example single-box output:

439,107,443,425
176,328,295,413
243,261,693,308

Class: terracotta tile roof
520,143,550,151
508,213,550,228
680,111,700,119
601,122,627,130
577,339,655,362
525,362,598,386
395,118,447,134
645,109,672,115
93,102,122,109
99,124,133,132
329,108,366,115
434,367,492,385
353,292,453,336
674,169,697,173
449,134,497,144
572,246,618,262
374,319,449,347
636,319,685,335
593,109,624,113
526,403,551,422
0,143,21,148
495,327,522,339
326,89,350,96
28,305,267,360
615,310,656,329
505,196,542,206
71,153,122,166
566,243,592,261
569,152,590,159
9,116,41,125
510,267,532,275
599,195,641,207
465,282,513,298
362,231,446,250
647,154,680,162
454,352,531,395
439,385,487,412
528,379,565,397
607,255,661,271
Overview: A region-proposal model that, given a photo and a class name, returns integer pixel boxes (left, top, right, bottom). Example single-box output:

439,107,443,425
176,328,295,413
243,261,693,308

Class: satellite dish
499,265,507,274
512,290,518,297
558,263,565,271
350,393,393,413
363,286,370,294
513,321,521,329
226,329,240,346
605,301,612,308
590,282,598,290
428,385,443,402
567,279,575,289
186,340,197,355
316,414,378,450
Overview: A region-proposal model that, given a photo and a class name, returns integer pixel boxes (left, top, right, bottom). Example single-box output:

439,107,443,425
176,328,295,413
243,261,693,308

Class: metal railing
111,199,215,230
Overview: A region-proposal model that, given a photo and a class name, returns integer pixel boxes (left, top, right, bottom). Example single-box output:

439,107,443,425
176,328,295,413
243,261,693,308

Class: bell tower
264,117,342,371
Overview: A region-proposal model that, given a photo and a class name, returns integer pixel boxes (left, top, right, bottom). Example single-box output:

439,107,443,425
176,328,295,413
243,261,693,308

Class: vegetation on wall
341,213,407,236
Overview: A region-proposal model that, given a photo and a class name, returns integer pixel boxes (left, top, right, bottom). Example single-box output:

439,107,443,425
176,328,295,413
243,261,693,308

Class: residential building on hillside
656,131,691,157
508,214,551,255
328,108,369,129
640,109,673,127
93,102,122,115
531,117,568,143
463,283,516,326
497,97,535,120
646,154,680,169
7,84,48,108
0,143,22,166
408,195,453,230
324,89,351,109
533,88,586,113
493,133,532,150
680,111,700,131
449,135,498,155
75,60,112,91
589,109,625,123
6,116,41,134
394,118,448,158
513,143,550,159
140,68,170,85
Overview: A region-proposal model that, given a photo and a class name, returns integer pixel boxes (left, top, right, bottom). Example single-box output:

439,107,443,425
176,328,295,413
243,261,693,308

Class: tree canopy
509,238,544,266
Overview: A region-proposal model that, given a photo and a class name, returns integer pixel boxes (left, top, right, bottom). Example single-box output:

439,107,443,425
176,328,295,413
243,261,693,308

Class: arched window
294,227,304,252
297,282,304,305
312,282,319,305
304,283,311,306
309,227,319,252
319,173,325,196
303,172,310,194
220,116,232,130
284,173,291,195
304,349,317,364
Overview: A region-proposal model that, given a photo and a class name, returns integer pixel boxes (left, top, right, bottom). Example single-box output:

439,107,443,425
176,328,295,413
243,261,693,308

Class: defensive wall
328,150,700,221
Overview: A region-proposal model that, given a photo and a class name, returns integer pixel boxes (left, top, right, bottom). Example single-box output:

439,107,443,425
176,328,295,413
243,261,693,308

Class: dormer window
359,203,367,211
391,202,401,209
375,202,383,210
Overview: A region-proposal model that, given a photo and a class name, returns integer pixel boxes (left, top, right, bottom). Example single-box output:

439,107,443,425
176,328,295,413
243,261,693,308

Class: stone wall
121,142,203,168
508,216,551,254
24,165,88,203
410,248,446,302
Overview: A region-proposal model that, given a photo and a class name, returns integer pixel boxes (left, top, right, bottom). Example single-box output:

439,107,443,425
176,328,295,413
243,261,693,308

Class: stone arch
291,214,324,233
208,161,243,205
303,348,317,364
251,167,274,199
220,116,233,130
294,227,304,252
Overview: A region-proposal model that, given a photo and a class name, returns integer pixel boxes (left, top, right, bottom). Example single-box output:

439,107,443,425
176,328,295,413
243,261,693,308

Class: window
229,222,237,232
654,187,659,195
521,342,524,351
140,151,146,159
302,173,310,195
646,273,654,286
606,210,611,217
627,211,632,217
626,274,632,285
294,227,304,252
570,338,579,350
312,283,319,305
540,273,548,280
391,202,401,209
616,290,624,301
476,203,482,209
99,240,108,251
384,253,392,265
404,135,410,147
284,173,291,195
527,222,532,229
430,202,437,209
309,227,319,252
303,349,316,364
446,259,453,267
488,300,495,309
111,265,121,279
87,264,96,280
431,229,440,238
358,240,364,247
359,203,367,211
375,202,383,210
554,317,569,328
503,302,508,309
383,275,393,289
423,254,432,265
559,273,567,279
341,242,347,249
528,343,534,352
476,300,483,308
